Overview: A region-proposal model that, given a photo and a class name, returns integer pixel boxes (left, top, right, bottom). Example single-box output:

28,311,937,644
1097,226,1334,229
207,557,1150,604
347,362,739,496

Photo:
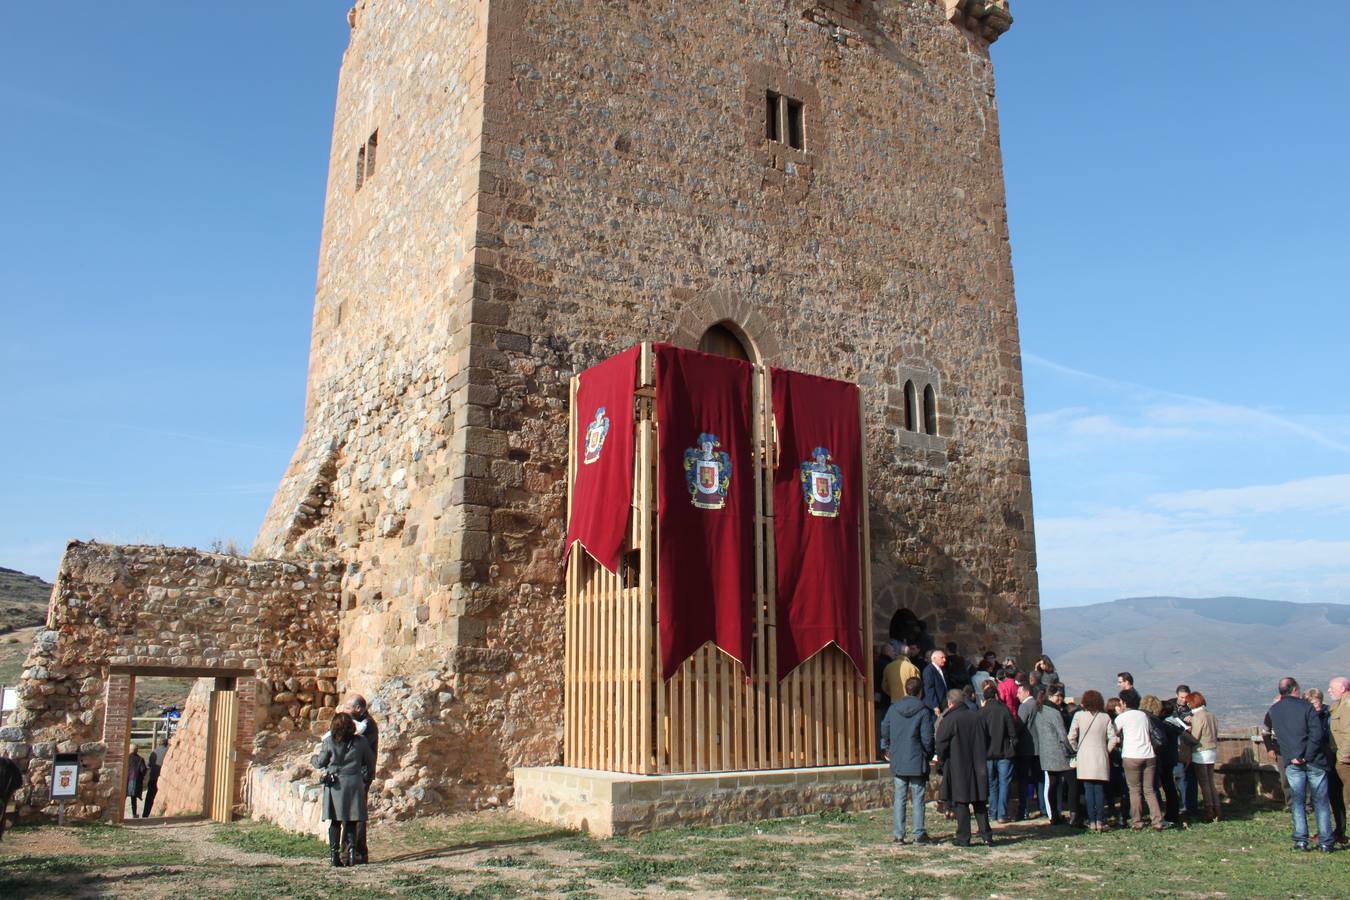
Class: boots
328,823,346,867
352,821,369,865
342,822,357,867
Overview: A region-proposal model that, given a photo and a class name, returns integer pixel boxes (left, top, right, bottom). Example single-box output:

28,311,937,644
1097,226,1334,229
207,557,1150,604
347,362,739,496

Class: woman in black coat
312,712,376,866
125,748,148,818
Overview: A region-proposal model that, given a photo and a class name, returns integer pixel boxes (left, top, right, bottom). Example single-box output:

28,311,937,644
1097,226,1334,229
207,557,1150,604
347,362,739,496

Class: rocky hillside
1043,596,1350,728
0,566,51,633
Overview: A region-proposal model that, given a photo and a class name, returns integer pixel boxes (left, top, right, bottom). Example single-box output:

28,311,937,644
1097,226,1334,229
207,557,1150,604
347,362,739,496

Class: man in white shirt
1114,691,1163,830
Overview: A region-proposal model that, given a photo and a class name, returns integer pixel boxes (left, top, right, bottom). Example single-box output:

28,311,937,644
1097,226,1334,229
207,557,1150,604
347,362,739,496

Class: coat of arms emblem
583,406,610,465
799,446,842,518
684,432,732,510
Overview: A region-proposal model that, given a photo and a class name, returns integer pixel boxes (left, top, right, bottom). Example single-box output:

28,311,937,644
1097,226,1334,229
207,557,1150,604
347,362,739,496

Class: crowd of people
874,640,1350,852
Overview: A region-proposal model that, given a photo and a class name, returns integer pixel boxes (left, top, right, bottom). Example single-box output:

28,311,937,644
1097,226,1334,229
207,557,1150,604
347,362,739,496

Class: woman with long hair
1032,656,1062,696
1186,691,1221,822
311,711,377,866
1068,690,1119,832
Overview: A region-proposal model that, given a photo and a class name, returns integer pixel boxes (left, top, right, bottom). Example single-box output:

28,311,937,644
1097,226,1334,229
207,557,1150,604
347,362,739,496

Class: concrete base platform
513,763,890,837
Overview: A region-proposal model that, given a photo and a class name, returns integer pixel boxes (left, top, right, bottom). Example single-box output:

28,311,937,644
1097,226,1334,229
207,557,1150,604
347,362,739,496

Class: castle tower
257,0,1034,814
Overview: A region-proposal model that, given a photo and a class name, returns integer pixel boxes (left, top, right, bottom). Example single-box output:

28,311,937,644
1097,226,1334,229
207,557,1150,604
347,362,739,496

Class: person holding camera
312,711,376,867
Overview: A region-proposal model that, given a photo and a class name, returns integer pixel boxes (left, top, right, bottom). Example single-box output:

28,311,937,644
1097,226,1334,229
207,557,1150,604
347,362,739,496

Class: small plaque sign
51,752,80,799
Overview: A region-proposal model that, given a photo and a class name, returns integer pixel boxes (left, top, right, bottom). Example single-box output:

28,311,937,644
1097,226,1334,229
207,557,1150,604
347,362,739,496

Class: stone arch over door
671,290,783,366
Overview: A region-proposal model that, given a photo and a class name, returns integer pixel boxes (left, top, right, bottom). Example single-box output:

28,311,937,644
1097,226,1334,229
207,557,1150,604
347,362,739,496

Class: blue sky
1,5,1346,608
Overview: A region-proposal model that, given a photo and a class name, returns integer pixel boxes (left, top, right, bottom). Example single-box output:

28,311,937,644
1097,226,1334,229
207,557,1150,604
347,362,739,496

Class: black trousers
952,801,992,845
142,778,158,818
1157,762,1181,823
1063,768,1081,824
1329,764,1347,840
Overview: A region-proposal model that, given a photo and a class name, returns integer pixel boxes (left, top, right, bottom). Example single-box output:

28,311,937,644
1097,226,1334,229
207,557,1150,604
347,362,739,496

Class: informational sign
51,752,80,799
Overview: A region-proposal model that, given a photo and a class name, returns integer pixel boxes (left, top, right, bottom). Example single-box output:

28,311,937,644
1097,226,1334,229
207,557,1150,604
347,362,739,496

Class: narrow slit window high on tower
765,91,781,143
355,144,366,191
785,98,804,150
365,129,378,180
904,380,917,432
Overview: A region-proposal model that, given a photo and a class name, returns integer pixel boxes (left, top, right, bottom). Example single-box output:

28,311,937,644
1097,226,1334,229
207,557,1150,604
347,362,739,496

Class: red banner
655,344,754,680
564,346,640,573
771,367,864,679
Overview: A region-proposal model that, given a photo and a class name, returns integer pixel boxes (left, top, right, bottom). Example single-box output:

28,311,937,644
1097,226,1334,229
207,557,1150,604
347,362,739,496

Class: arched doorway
698,321,754,362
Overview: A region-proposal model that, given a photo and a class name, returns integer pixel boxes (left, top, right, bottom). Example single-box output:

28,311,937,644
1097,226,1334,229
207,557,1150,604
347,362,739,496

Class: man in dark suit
937,688,993,846
142,738,168,817
344,694,380,864
922,649,949,715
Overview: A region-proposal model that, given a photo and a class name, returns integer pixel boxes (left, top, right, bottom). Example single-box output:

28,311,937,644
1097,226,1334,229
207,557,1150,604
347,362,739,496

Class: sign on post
51,753,80,799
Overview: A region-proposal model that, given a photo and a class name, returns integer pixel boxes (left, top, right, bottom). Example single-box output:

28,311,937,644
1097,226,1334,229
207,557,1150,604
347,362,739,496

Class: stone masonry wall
253,0,1039,820
6,541,341,822
152,678,212,817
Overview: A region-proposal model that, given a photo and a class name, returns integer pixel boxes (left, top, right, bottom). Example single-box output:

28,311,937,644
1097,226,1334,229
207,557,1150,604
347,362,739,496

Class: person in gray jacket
312,711,377,867
1032,687,1074,824
880,676,935,844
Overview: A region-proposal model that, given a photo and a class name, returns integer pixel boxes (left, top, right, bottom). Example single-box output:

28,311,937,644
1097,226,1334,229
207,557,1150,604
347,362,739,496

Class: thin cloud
1151,473,1350,516
1024,352,1350,453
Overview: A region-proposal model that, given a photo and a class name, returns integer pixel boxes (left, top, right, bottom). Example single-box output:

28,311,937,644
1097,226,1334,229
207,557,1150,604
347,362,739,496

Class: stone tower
256,0,1034,815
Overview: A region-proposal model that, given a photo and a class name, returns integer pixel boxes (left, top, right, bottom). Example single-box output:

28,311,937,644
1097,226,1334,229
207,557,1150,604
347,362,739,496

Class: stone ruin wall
6,542,341,822
256,0,557,818
151,678,212,817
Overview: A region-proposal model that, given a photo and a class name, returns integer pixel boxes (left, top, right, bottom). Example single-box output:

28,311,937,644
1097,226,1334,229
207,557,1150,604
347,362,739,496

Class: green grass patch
209,820,327,858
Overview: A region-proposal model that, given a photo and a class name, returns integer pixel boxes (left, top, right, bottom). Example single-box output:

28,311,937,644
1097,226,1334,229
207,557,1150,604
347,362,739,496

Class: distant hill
0,566,51,634
1042,596,1350,729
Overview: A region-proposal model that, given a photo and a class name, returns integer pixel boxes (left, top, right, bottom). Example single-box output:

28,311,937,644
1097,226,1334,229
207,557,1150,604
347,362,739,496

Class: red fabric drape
771,367,865,678
655,344,755,680
564,346,640,573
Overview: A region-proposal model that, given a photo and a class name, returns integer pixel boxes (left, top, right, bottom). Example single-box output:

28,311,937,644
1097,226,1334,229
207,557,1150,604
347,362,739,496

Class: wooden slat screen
206,689,238,822
564,343,876,774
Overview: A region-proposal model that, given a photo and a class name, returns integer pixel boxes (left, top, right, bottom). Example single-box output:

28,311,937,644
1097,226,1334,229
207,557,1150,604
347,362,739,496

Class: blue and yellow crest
799,446,842,518
583,406,610,465
684,432,732,510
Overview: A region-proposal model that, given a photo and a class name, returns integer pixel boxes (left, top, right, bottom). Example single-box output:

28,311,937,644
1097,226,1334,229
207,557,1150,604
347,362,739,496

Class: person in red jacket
998,668,1022,717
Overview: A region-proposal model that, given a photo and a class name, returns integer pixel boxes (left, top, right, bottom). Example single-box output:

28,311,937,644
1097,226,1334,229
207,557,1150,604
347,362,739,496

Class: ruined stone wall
254,0,1038,819
152,678,212,817
254,0,555,819
6,542,341,822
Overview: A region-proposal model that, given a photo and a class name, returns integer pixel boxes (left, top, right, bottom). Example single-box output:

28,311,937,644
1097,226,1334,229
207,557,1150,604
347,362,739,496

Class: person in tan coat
1324,677,1349,844
1185,691,1221,821
882,645,921,704
1067,690,1119,831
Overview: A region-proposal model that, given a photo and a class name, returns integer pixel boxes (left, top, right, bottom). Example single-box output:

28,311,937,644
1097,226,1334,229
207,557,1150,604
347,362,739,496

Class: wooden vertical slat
764,368,782,769
720,653,731,770
751,365,768,771
565,376,578,766
858,389,876,762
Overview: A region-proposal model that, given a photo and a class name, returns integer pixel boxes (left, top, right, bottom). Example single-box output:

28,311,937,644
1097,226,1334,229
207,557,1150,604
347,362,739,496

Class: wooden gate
564,343,876,774
205,689,238,823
